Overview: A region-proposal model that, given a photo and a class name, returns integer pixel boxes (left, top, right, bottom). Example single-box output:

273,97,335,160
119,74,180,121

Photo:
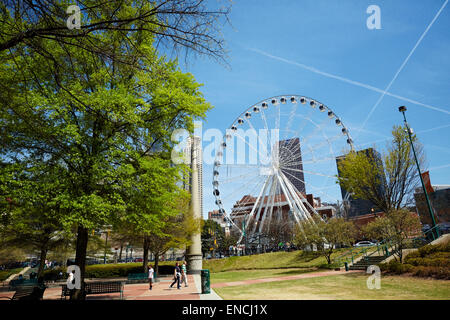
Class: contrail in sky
354,123,450,149
248,48,450,116
357,0,449,138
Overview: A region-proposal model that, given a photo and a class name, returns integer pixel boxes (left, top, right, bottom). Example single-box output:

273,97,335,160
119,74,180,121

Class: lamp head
398,106,407,112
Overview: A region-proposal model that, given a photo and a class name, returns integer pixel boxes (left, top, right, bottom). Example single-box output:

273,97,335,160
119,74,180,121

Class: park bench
61,281,125,300
127,273,148,283
0,284,46,300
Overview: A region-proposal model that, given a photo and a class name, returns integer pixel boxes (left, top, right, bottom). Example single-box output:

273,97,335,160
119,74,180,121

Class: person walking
180,261,188,287
148,264,154,290
169,262,181,289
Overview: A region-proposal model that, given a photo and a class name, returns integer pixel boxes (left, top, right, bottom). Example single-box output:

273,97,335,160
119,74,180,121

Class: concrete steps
348,256,387,271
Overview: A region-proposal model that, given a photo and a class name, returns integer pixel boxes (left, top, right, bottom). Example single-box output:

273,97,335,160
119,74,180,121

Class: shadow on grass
277,268,318,276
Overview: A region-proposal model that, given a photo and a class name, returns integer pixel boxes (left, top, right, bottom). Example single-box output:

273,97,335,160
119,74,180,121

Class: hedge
412,266,450,280
43,263,177,280
379,240,450,280
379,261,414,275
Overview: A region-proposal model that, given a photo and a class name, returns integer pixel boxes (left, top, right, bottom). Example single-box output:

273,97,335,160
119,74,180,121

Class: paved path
211,270,362,289
44,275,200,300
0,274,221,300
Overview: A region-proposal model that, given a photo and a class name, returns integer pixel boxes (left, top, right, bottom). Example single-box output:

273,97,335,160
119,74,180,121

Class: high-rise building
336,148,385,218
183,136,203,217
278,138,306,194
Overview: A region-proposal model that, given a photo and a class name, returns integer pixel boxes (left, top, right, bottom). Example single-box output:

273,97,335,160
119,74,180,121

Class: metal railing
411,224,444,248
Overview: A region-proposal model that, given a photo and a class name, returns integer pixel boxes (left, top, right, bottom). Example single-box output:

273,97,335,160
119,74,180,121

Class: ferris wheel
212,95,355,245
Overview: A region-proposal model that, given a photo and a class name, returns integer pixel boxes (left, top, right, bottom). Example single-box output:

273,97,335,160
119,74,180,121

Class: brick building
229,192,336,232
414,185,450,226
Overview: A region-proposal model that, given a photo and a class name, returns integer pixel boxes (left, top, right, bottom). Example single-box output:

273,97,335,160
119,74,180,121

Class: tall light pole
398,106,439,239
186,136,203,274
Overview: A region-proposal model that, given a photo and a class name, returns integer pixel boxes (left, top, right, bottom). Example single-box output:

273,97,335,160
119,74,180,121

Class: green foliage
412,266,450,280
293,216,356,264
0,1,212,290
201,219,225,254
43,262,177,280
380,241,450,279
379,261,414,274
363,209,421,262
336,126,424,213
0,246,27,265
202,249,351,273
0,268,23,282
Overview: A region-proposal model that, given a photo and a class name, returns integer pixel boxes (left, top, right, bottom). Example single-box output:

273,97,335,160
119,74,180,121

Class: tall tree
0,18,211,298
0,162,70,278
119,155,193,274
337,125,425,214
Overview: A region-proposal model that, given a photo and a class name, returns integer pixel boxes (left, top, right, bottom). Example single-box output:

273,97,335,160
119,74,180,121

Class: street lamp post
399,106,439,239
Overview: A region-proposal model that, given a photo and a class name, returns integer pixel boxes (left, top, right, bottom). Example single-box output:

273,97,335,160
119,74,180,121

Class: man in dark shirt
169,262,181,289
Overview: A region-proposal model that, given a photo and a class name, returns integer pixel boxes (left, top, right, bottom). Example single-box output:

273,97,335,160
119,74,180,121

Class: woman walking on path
181,261,188,287
169,262,181,289
148,264,154,290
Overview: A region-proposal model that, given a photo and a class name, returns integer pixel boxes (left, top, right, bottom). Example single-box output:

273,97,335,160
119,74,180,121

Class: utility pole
399,106,439,239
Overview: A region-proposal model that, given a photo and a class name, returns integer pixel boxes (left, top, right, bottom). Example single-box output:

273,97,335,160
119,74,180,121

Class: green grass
214,272,450,300
0,268,23,282
203,248,375,273
210,268,318,284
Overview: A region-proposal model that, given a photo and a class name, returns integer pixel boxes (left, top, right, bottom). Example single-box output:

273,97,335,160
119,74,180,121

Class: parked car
354,241,377,247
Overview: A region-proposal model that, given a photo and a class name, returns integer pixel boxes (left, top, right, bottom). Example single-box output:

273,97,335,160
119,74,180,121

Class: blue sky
176,0,450,218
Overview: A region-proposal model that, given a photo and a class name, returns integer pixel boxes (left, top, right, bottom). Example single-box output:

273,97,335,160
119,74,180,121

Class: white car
354,241,376,247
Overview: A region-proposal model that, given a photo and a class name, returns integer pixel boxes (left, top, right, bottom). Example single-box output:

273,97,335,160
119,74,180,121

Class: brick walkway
211,270,362,289
0,275,200,300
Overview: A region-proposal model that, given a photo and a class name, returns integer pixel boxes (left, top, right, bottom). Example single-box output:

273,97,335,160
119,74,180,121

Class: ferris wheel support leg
276,172,312,232
237,176,271,247
251,175,273,235
275,173,300,225
257,176,277,235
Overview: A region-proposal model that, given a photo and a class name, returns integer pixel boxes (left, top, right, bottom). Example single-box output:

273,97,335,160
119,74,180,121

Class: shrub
405,257,449,268
417,242,450,258
413,266,450,280
379,261,414,274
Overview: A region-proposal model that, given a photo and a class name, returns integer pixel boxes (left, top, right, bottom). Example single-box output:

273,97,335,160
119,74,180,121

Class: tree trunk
154,254,160,277
119,244,123,260
71,226,89,300
37,246,48,278
142,236,149,273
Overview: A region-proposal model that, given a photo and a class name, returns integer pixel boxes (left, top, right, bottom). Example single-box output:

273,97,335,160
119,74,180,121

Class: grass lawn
203,247,377,273
210,268,319,284
0,268,23,282
214,272,450,300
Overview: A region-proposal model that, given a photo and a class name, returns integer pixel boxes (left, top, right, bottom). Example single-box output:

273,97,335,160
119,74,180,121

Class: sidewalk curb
192,274,222,300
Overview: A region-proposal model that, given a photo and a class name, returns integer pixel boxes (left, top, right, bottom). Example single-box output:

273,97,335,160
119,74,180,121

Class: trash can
201,269,210,294
344,262,349,272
